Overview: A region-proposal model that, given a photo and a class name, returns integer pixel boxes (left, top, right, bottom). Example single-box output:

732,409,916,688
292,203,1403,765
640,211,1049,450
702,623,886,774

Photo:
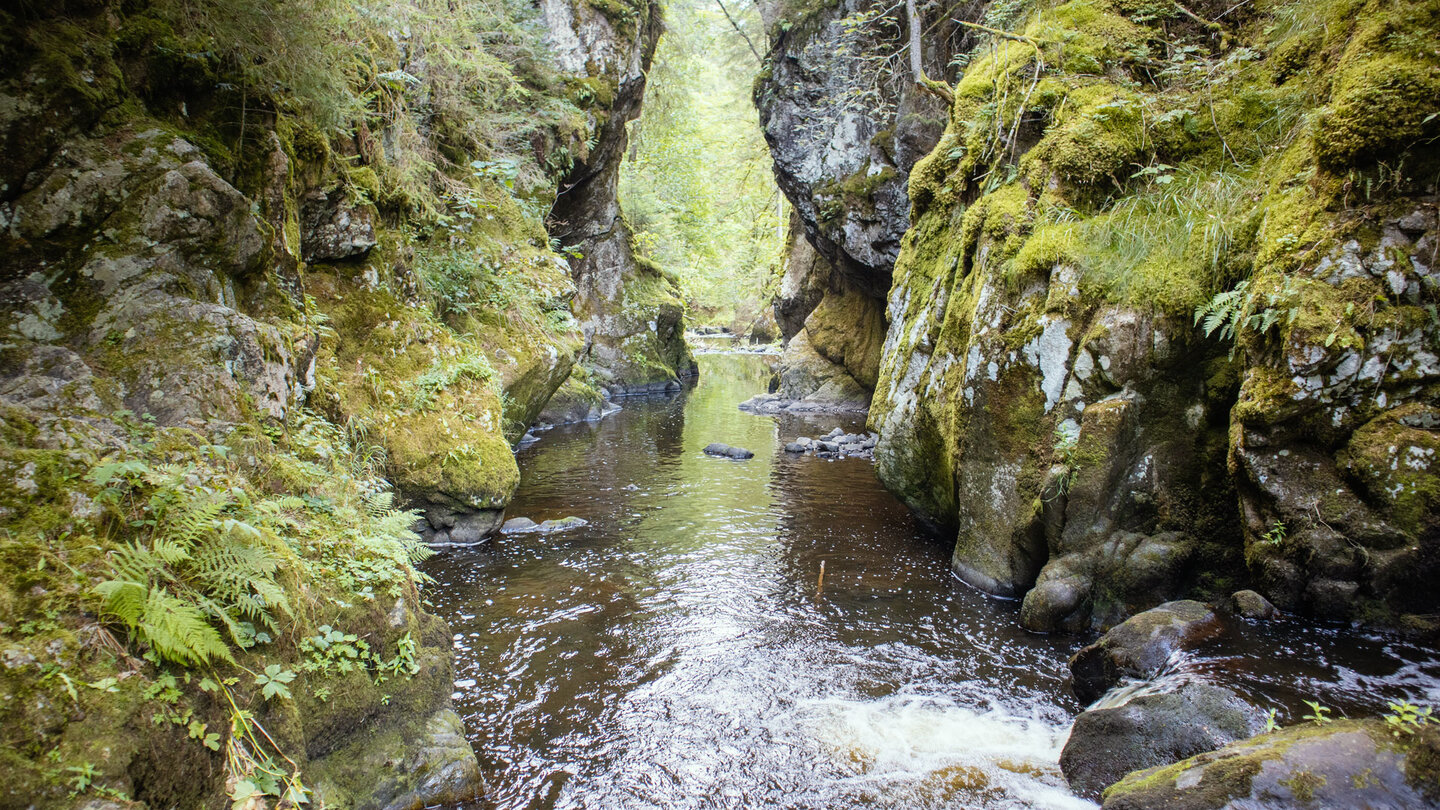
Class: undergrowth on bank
0,404,435,805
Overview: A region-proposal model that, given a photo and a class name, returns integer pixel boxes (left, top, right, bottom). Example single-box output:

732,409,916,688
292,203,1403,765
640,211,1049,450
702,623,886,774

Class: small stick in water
817,560,826,590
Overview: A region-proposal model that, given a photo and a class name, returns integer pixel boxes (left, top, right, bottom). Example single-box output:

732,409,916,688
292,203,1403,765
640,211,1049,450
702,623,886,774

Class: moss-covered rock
1102,720,1440,809
1061,682,1264,800
868,0,1440,633
0,0,655,802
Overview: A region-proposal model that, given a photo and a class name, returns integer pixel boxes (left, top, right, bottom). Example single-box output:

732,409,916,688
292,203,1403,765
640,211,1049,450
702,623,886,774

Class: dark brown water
420,351,1440,810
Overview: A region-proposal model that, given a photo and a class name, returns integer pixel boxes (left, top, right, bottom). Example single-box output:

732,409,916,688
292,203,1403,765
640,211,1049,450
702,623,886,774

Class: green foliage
75,413,432,669
1260,520,1288,547
1384,701,1435,737
619,0,786,322
1194,277,1301,348
147,0,359,125
409,353,499,410
254,664,297,701
1302,700,1333,724
1070,167,1261,315
91,462,297,666
1048,421,1082,500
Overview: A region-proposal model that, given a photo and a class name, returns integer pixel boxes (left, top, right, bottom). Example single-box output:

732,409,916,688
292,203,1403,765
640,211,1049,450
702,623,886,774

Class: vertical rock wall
545,0,698,397
754,0,968,408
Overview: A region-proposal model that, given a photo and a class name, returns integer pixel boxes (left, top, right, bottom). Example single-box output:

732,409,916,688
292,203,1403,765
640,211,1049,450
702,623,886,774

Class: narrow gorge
0,0,1437,808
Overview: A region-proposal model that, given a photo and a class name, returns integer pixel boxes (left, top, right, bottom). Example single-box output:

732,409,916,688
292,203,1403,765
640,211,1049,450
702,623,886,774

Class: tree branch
716,0,763,64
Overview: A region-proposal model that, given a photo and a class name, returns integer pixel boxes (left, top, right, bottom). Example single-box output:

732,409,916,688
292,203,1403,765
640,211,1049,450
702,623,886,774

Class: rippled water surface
421,351,1440,810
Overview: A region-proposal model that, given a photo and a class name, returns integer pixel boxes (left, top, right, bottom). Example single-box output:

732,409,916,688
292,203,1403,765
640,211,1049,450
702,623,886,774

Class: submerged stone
704,443,755,459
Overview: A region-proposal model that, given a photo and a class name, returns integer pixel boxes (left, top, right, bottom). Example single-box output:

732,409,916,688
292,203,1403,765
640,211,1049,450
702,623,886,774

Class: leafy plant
408,354,498,410
1047,421,1082,501
65,763,99,796
254,664,297,701
1194,277,1300,348
1260,520,1287,547
1384,700,1434,737
92,462,298,666
1302,700,1333,724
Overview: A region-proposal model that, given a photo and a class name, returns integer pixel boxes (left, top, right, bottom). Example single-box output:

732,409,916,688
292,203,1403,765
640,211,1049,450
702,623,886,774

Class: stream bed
421,351,1440,810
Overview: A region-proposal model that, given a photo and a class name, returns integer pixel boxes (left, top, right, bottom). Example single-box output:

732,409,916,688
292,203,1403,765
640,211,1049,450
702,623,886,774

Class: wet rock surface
500,516,590,535
1061,681,1265,800
1070,601,1222,704
781,427,878,460
1102,720,1440,810
703,443,755,460
419,506,507,547
739,392,869,415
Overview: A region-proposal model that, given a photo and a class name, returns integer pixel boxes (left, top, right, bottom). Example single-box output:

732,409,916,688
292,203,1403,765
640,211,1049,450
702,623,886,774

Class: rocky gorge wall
754,0,969,408
0,0,680,805
545,0,698,400
860,0,1440,633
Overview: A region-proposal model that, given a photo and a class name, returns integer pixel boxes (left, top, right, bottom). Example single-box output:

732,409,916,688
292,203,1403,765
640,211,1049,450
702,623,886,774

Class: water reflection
422,354,1091,809
419,352,1439,810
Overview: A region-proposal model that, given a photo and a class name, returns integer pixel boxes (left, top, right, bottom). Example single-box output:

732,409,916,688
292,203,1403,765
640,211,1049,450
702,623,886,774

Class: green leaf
230,779,262,810
87,677,120,693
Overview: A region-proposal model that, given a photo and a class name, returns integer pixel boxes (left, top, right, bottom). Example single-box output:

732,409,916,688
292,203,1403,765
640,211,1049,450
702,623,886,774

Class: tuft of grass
1071,166,1262,315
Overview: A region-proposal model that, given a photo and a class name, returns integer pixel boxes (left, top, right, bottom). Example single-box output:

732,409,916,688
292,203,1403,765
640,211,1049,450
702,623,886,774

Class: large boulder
1069,601,1222,704
1102,720,1440,809
1061,681,1264,799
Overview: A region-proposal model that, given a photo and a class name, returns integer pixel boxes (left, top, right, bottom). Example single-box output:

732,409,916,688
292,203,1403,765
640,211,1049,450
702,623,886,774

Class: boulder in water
704,443,754,459
1102,720,1440,809
1230,589,1278,620
1070,600,1221,704
1061,681,1264,799
500,516,588,535
537,516,588,533
500,517,539,534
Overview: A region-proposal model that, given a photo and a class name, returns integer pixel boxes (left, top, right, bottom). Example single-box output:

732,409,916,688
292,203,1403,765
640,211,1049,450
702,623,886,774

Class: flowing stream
421,350,1440,810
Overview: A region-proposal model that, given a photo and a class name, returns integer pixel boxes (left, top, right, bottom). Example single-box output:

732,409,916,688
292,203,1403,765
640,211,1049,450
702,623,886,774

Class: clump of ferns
88,459,302,667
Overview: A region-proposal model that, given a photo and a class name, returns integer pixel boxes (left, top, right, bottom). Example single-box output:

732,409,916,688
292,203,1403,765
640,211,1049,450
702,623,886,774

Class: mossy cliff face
0,123,483,806
869,0,1440,632
546,0,697,395
755,0,965,406
0,0,655,804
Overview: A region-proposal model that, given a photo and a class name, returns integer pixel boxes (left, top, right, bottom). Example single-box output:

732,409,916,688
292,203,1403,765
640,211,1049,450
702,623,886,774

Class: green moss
1338,408,1440,537
1028,83,1146,191
346,165,382,201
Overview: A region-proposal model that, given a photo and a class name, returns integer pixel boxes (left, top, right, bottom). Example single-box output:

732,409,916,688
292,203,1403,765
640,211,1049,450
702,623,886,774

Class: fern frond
95,579,148,628
166,492,227,551
138,589,234,665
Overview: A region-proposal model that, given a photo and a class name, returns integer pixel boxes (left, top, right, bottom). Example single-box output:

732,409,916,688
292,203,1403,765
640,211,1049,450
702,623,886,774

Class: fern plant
1194,277,1301,347
91,464,297,666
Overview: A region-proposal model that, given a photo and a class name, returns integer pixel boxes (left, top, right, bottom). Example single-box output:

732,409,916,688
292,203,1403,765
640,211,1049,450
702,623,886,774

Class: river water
421,351,1440,810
